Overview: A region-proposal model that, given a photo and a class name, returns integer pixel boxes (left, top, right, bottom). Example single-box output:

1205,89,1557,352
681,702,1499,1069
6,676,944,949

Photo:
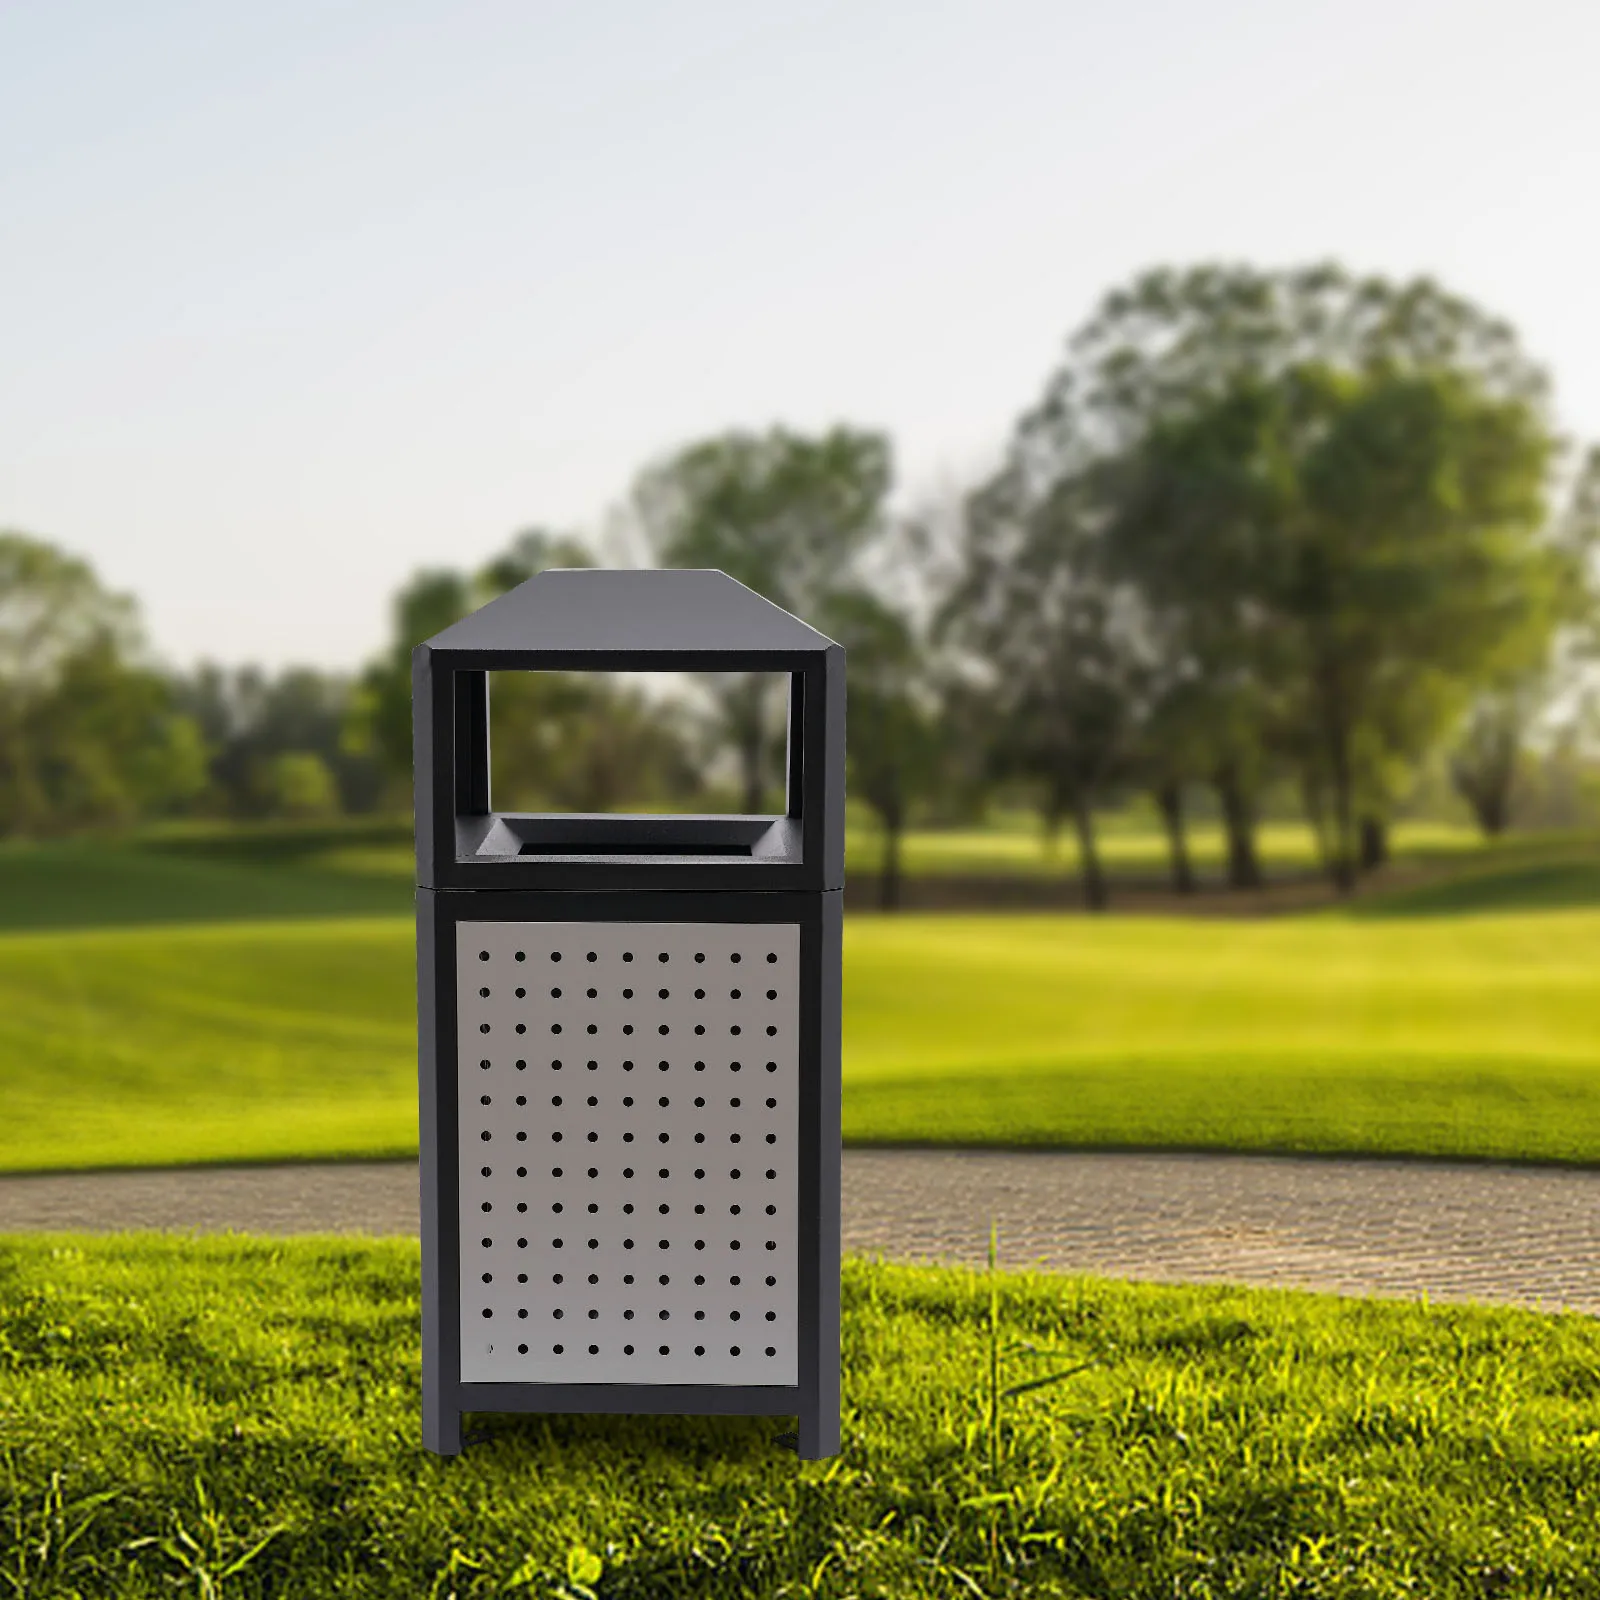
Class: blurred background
3,0,1599,1174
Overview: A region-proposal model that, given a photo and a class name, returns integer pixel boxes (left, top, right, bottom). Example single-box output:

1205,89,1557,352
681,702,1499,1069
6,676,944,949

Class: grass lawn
0,835,412,932
2,881,1599,1170
3,1236,1598,1598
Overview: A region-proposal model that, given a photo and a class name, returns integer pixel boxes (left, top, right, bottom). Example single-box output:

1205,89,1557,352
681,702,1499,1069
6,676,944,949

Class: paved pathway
2,1150,1596,1315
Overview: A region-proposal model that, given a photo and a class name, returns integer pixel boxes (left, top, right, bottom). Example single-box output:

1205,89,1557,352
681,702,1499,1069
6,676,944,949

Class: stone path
2,1149,1595,1315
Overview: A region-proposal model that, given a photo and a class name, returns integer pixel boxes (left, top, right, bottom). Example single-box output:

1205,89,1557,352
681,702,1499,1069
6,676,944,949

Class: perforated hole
458,920,798,1386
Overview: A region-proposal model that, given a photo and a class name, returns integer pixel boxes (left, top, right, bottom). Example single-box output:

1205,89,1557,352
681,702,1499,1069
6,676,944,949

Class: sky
2,0,1598,671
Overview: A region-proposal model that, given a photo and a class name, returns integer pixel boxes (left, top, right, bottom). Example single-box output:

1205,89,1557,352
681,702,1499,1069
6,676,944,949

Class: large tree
632,426,892,812
972,262,1563,889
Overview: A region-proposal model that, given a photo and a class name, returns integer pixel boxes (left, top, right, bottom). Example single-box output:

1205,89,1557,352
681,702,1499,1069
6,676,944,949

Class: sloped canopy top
422,568,836,656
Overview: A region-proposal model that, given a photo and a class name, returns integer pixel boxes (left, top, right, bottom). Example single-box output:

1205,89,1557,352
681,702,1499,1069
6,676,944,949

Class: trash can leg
798,1399,839,1461
423,1396,461,1456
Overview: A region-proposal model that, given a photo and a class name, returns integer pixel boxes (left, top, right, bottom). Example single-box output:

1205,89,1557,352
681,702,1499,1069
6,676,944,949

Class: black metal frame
414,649,845,893
413,575,845,1461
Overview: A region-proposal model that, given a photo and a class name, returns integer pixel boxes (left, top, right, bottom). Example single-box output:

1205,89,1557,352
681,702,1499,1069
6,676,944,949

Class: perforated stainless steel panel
457,921,800,1386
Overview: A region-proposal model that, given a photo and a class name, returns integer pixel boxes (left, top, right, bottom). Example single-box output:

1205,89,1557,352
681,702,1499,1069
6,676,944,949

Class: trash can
414,568,843,1459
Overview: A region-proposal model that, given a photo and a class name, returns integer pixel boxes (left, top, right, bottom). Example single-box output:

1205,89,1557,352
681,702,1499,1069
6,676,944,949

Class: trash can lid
421,569,837,658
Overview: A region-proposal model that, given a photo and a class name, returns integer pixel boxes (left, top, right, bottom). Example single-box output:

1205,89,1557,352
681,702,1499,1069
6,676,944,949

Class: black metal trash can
413,568,844,1459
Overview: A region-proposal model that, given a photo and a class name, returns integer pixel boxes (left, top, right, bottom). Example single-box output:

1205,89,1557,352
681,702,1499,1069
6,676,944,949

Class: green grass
3,887,1600,1171
1354,853,1600,917
3,1236,1598,1598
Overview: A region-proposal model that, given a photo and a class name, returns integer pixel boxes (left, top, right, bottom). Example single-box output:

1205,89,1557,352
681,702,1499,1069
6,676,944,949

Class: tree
632,426,892,812
358,528,708,815
354,529,592,786
1448,445,1600,837
1052,262,1546,453
1563,445,1600,586
823,589,945,910
254,751,341,820
478,527,596,598
355,568,476,786
1450,683,1540,837
1088,379,1294,888
944,473,1150,910
1284,364,1556,884
0,531,206,835
1136,676,1213,894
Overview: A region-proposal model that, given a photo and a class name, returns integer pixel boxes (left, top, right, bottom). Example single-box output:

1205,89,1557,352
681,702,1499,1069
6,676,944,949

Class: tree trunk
1154,781,1196,894
1327,726,1356,894
1300,768,1331,875
739,743,764,814
1039,800,1063,860
727,672,768,814
1455,764,1513,836
1358,815,1388,872
1477,796,1510,836
1450,715,1519,838
1214,765,1263,890
878,804,903,912
1072,794,1109,911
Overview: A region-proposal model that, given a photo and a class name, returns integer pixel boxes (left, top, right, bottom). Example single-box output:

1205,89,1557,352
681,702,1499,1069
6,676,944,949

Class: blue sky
2,0,1597,668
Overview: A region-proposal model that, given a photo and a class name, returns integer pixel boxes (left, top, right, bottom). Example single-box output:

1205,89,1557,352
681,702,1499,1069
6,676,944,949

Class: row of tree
0,536,206,835
0,533,395,831
3,261,1597,904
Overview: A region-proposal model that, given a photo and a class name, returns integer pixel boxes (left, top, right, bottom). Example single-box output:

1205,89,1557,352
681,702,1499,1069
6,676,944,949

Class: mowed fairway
2,896,1598,1171
845,909,1600,1161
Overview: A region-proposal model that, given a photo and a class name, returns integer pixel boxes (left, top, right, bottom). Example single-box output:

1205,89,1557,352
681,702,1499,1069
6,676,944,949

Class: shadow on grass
0,838,413,932
133,818,413,866
1351,856,1600,918
462,1408,792,1464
